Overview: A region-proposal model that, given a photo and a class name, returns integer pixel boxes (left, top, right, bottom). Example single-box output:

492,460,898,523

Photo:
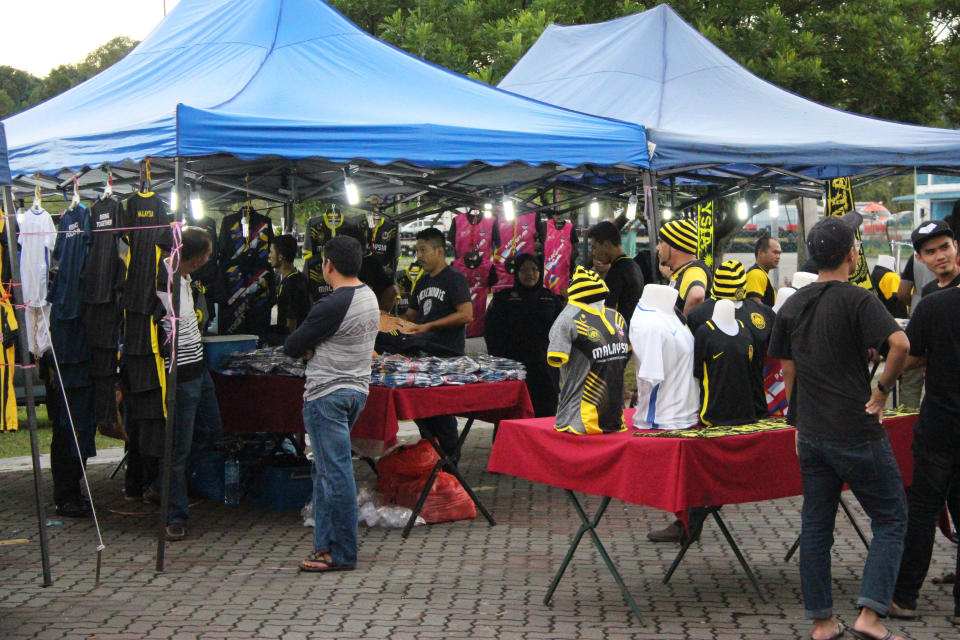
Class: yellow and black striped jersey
547,302,630,435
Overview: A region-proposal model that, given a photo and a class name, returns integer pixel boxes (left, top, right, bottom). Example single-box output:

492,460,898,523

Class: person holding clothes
745,235,781,307
154,227,218,542
657,218,711,315
269,234,310,334
587,221,645,326
404,228,472,460
485,253,564,417
769,211,910,640
283,236,379,572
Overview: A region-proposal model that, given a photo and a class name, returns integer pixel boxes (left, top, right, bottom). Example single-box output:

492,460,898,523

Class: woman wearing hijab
484,253,565,417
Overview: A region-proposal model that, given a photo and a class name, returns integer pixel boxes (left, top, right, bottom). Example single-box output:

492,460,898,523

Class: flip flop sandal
848,629,905,640
299,551,355,573
932,572,957,585
811,621,846,640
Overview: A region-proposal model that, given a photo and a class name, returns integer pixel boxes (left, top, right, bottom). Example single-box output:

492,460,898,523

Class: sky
0,0,182,77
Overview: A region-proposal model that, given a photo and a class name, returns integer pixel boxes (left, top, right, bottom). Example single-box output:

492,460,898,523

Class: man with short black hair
405,227,472,459
269,234,310,333
770,212,909,640
745,235,781,307
912,219,960,297
284,235,380,572
588,221,644,326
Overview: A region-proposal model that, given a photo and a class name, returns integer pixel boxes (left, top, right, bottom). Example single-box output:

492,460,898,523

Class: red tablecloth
487,409,917,518
213,374,534,457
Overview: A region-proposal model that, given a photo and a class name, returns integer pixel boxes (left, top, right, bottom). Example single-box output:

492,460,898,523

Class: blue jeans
893,439,960,614
156,375,204,524
303,389,367,566
187,369,222,479
797,433,907,620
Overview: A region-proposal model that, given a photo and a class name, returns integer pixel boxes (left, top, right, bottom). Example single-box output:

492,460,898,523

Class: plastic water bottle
224,454,241,505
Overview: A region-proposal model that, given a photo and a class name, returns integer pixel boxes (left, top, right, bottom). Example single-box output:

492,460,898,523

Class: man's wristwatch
877,381,892,395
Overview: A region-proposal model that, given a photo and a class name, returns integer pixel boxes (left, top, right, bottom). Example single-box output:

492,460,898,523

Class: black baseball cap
911,219,954,251
806,211,862,269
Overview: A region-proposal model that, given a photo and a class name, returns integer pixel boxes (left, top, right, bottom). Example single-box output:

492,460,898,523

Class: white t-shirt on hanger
18,207,57,308
628,302,699,430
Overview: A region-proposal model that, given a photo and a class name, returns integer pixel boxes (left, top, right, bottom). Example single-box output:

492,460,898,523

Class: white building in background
892,173,960,222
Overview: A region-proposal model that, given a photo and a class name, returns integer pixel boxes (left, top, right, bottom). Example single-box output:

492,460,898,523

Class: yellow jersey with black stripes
669,259,711,313
547,302,630,435
745,264,776,307
692,319,757,427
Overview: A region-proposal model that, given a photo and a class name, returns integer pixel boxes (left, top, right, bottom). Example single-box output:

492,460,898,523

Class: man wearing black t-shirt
769,211,910,640
588,221,644,326
404,228,472,459
269,234,310,334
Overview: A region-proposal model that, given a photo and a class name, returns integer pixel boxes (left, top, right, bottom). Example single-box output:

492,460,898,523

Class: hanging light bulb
502,196,515,221
769,193,779,219
737,198,748,221
483,201,493,219
190,190,204,220
626,193,638,221
170,189,178,213
589,199,600,218
662,207,673,220
344,177,360,206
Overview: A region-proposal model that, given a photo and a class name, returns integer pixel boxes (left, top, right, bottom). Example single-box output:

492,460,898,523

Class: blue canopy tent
0,124,10,186
499,4,960,187
4,0,648,212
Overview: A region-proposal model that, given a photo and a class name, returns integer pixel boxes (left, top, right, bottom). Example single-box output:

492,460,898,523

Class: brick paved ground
1,422,958,639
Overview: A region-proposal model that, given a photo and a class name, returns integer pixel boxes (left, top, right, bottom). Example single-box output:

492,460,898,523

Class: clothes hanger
102,167,113,199
70,176,80,209
31,185,42,212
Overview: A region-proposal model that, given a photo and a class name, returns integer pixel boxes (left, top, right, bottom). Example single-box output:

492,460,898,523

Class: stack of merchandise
370,354,525,388
217,347,305,377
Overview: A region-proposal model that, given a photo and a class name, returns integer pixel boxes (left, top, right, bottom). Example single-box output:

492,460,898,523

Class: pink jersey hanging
492,211,538,291
452,211,496,338
544,218,573,296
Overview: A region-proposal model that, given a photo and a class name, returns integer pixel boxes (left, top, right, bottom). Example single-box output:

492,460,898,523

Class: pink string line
0,363,37,369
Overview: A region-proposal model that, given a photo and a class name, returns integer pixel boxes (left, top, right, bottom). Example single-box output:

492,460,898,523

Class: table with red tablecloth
213,373,534,458
487,409,918,621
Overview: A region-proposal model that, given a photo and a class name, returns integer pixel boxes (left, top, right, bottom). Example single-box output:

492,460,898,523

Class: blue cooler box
249,463,313,511
203,335,258,370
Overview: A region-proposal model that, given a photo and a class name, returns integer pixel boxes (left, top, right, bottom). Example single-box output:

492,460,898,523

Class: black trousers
415,415,459,463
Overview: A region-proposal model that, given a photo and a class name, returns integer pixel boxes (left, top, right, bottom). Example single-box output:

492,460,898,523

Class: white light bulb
503,197,515,221
170,190,178,213
626,194,638,221
483,202,493,219
769,195,779,219
662,207,673,220
190,195,204,220
344,178,360,206
589,200,600,218
737,199,748,220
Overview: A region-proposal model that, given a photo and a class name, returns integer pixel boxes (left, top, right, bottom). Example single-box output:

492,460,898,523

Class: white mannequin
876,254,895,271
639,284,678,314
792,271,818,289
772,287,795,313
711,299,738,336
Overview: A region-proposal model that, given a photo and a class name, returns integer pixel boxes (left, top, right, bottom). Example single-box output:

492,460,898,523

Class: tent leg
2,185,52,586
156,158,183,572
642,171,661,280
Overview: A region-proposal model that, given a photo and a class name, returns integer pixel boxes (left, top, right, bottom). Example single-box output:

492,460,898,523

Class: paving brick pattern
1,423,958,639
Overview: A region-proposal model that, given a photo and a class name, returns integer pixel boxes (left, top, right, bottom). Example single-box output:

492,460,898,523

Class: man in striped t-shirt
155,227,217,541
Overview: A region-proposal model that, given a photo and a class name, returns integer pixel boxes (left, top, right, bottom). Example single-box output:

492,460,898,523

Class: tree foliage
332,0,960,127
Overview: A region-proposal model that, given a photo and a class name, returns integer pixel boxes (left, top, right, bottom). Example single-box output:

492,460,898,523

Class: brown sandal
299,550,354,573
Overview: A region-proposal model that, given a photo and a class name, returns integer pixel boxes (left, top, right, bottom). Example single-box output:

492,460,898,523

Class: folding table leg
400,418,495,538
711,509,766,602
544,491,643,622
662,510,708,585
784,496,870,562
109,452,128,480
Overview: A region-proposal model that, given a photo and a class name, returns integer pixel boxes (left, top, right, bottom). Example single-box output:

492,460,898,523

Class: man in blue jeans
770,211,910,640
284,236,379,572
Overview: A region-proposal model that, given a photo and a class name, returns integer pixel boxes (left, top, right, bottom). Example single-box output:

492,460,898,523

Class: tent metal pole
1,184,52,586
643,171,661,281
156,158,183,572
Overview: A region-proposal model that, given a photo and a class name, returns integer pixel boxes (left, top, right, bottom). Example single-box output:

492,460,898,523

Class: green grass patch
0,405,123,459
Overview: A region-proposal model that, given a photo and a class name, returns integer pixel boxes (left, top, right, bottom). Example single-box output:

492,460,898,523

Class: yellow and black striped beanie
567,266,609,304
659,218,698,255
711,260,747,301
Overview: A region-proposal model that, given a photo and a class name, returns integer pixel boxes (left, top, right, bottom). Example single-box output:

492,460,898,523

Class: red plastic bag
375,440,440,503
395,471,476,524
